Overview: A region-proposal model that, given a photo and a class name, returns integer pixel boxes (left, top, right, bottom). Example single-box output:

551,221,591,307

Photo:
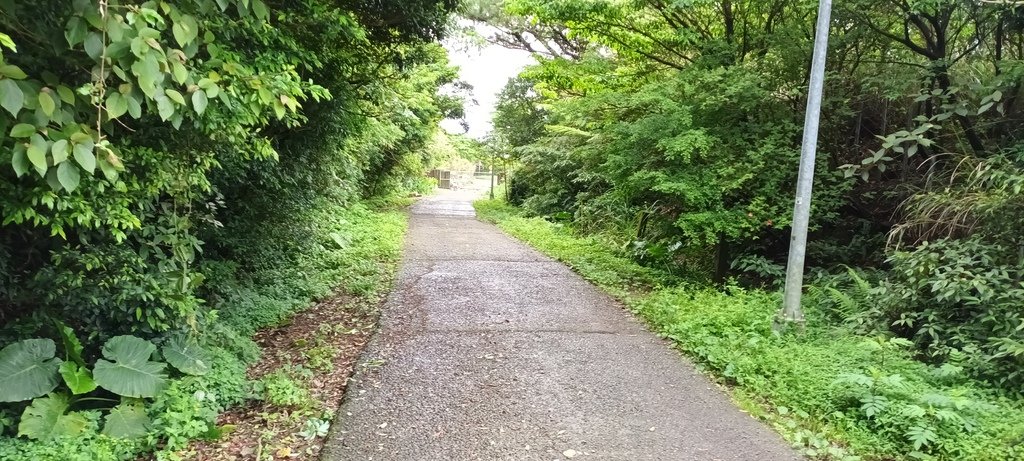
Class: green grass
474,199,672,298
208,199,407,336
0,199,408,461
475,198,1024,461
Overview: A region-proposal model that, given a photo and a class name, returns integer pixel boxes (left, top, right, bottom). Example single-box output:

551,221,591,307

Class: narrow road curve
322,188,801,460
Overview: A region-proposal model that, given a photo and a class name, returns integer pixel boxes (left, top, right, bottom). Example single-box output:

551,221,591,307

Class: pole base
772,310,806,334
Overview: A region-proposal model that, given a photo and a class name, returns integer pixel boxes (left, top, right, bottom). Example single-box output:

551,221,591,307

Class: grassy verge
183,198,408,460
475,198,1024,461
0,199,407,461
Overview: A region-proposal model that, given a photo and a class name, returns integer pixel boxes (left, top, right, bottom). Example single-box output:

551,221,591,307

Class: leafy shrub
0,423,140,461
476,200,673,297
816,239,1024,388
806,267,888,333
637,286,1024,460
0,0,448,456
406,176,438,195
730,253,785,287
148,387,220,458
479,200,1024,461
258,366,312,408
205,201,405,337
144,343,249,459
880,237,1024,387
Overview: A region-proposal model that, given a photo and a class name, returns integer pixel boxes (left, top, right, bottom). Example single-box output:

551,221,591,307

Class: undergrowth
474,198,1024,461
204,199,407,336
0,199,407,460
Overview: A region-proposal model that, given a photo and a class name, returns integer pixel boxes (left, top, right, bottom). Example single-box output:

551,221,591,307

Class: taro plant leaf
93,335,168,398
102,398,150,439
17,393,88,440
58,362,97,395
54,321,86,366
162,335,210,376
0,339,62,402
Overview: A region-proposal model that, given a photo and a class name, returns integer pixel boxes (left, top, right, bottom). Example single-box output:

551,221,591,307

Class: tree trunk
713,234,729,284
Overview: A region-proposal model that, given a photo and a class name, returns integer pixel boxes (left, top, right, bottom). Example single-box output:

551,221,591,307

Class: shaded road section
322,187,801,460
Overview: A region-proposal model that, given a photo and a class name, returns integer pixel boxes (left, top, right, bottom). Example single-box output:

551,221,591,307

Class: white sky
441,22,535,139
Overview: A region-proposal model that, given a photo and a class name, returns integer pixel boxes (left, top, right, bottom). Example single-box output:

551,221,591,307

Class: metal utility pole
503,156,510,202
489,151,495,200
779,0,833,328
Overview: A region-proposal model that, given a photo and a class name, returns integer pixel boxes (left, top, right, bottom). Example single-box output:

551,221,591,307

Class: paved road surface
322,187,800,460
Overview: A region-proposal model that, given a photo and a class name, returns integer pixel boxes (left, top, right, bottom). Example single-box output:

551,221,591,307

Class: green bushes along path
0,199,407,460
473,1,1024,458
475,199,1024,461
0,0,452,458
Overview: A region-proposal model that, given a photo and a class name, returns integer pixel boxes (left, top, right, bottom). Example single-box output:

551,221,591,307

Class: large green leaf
11,144,29,177
73,142,96,174
54,321,85,366
102,399,150,439
93,336,168,398
38,90,55,116
131,53,161,97
162,335,210,376
59,362,97,395
51,139,69,164
26,135,47,173
106,92,128,119
0,339,62,402
56,85,75,104
171,15,199,47
83,32,104,60
56,162,81,192
17,393,88,440
192,90,208,115
0,64,27,79
9,122,34,138
0,78,24,116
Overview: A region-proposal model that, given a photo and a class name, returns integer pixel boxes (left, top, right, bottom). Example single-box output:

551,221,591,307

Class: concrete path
322,188,800,461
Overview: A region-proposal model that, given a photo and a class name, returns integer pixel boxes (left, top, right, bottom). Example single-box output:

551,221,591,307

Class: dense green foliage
0,0,454,457
476,199,1024,461
476,0,1024,457
0,198,407,460
477,0,1024,391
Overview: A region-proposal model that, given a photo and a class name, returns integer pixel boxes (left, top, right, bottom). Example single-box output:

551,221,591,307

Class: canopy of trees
483,0,1024,389
0,0,459,457
475,1,1024,458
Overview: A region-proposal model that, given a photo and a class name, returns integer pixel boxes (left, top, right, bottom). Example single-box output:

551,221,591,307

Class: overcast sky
440,22,535,139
